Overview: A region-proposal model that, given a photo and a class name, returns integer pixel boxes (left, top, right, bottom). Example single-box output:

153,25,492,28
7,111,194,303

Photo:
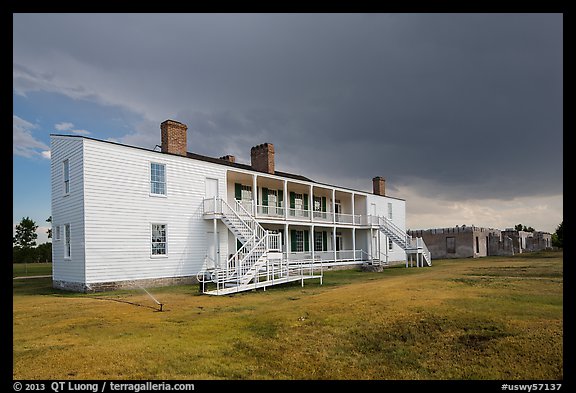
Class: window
290,230,310,252
388,238,393,251
150,163,166,195
268,189,278,206
294,193,303,211
387,203,393,219
151,224,167,256
446,237,455,253
314,231,327,252
64,224,71,259
54,225,61,241
313,197,322,212
63,159,70,195
295,230,304,252
241,185,252,201
475,236,479,253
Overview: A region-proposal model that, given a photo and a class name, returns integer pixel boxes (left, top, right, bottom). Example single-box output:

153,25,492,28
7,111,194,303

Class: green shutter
262,187,269,206
278,190,283,207
290,230,297,252
304,230,309,252
290,192,295,209
235,183,242,200
237,239,242,251
303,194,309,211
322,197,327,212
323,231,327,251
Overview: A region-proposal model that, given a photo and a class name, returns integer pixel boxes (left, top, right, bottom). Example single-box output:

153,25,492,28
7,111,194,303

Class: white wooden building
51,120,430,295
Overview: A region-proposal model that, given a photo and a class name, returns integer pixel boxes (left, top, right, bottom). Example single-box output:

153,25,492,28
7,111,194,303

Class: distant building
407,226,552,259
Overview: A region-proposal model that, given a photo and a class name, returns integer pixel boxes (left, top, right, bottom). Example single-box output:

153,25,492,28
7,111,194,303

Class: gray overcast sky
13,13,563,236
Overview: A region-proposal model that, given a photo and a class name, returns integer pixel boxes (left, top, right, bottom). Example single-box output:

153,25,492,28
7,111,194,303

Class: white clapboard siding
82,138,228,284
51,137,86,283
367,193,407,261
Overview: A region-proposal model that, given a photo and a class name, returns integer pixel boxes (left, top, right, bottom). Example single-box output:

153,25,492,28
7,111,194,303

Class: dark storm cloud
13,13,562,200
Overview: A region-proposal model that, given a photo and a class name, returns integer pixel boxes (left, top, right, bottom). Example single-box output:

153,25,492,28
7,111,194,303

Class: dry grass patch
13,252,563,380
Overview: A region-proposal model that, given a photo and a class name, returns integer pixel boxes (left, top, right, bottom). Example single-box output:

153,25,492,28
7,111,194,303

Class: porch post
333,226,337,262
311,224,315,262
252,174,257,215
284,180,288,220
285,223,289,269
332,189,336,224
352,228,356,261
213,218,218,268
309,185,313,222
369,227,373,261
351,193,355,224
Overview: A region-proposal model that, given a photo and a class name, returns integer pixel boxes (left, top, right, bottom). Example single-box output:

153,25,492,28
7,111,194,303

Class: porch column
285,223,289,261
332,189,336,224
309,185,313,222
333,226,337,262
284,180,288,220
352,228,356,261
351,193,355,224
369,227,373,260
377,229,381,263
310,224,315,262
213,218,218,267
385,235,389,265
252,174,257,215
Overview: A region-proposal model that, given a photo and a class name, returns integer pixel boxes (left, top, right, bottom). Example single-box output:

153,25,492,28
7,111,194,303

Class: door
371,203,377,225
205,178,219,213
336,232,343,252
207,231,220,268
205,178,218,198
335,200,342,222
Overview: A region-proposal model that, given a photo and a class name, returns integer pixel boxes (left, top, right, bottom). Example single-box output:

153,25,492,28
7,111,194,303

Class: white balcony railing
256,204,285,218
288,208,310,220
206,198,392,228
285,249,366,263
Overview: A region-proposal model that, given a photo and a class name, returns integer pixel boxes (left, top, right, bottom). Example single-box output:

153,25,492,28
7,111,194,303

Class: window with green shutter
262,187,269,206
235,183,242,200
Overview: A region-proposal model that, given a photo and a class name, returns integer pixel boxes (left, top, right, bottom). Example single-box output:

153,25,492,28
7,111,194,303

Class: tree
552,221,563,248
13,217,38,263
36,243,52,263
46,216,52,239
515,224,523,231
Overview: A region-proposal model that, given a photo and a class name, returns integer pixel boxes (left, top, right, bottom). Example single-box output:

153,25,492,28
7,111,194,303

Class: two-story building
51,120,430,295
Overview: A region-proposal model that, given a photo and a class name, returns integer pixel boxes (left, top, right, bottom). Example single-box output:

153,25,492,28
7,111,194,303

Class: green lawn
12,262,52,277
13,252,563,380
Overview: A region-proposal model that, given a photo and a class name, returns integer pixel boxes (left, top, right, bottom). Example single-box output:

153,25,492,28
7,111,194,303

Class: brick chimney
219,155,236,163
372,176,385,196
160,120,188,156
251,143,275,174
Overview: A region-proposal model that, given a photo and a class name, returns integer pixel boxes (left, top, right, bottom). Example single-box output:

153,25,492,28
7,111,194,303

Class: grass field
13,252,563,380
13,262,52,278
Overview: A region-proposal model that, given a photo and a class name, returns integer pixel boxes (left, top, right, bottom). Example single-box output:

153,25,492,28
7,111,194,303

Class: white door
207,231,220,268
205,178,218,199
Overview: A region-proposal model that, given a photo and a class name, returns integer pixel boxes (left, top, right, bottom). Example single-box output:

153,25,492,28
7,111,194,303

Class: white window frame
63,159,70,196
241,185,252,202
295,230,304,252
63,223,71,259
388,237,393,251
388,202,393,220
150,162,167,197
151,223,168,257
314,231,324,252
54,225,61,241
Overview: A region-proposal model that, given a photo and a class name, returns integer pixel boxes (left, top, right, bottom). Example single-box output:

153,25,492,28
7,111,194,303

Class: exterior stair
199,197,321,295
375,216,432,267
